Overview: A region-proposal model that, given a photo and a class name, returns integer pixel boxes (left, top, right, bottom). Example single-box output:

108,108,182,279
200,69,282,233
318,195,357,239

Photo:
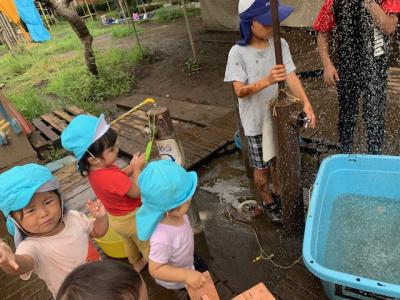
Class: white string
227,208,302,270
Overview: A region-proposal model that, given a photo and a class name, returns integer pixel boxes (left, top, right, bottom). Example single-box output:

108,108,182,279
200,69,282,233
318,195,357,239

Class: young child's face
12,191,62,235
251,20,273,40
101,144,119,167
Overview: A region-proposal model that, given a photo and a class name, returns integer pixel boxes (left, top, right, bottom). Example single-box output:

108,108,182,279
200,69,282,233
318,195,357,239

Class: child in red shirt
314,0,399,154
61,114,149,272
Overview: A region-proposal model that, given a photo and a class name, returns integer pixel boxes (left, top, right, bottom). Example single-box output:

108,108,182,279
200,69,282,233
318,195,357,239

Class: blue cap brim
254,5,294,26
136,171,198,241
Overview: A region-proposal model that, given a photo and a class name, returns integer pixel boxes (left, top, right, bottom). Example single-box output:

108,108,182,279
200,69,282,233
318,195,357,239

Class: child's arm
126,152,145,199
121,164,134,176
232,65,286,98
0,241,34,276
286,72,316,128
87,199,109,238
149,259,206,289
365,0,398,35
317,32,339,86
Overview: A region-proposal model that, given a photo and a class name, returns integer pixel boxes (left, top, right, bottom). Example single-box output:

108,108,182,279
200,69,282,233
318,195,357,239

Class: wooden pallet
28,106,86,156
115,94,236,169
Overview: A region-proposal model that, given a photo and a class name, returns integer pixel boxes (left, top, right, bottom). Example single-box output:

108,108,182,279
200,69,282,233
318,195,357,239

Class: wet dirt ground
193,151,326,299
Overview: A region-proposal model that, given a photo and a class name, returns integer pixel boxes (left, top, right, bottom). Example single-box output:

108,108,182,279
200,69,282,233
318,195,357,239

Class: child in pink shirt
0,164,108,297
136,160,207,291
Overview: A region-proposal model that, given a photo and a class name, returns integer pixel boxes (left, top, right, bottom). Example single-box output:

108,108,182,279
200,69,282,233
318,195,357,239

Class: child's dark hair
78,128,117,176
56,260,145,300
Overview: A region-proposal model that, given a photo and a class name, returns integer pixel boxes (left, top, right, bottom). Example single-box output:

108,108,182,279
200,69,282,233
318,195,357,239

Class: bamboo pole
37,1,53,36
121,0,144,56
141,0,147,15
91,1,97,18
84,0,94,21
105,0,111,12
180,0,197,63
1,13,18,47
72,0,79,16
0,14,17,52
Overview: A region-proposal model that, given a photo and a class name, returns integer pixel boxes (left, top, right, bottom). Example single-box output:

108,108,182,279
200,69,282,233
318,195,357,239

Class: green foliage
8,88,54,120
153,6,200,23
154,7,182,23
184,58,201,75
0,19,145,120
44,146,68,162
111,26,143,38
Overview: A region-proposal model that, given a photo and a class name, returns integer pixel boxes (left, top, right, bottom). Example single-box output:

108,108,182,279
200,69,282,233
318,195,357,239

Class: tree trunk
40,0,98,76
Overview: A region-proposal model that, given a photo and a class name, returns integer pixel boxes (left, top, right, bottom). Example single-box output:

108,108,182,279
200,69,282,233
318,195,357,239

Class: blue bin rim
303,154,400,298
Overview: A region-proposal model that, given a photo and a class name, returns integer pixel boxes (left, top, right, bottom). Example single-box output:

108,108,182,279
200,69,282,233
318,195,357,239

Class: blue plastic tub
303,154,400,300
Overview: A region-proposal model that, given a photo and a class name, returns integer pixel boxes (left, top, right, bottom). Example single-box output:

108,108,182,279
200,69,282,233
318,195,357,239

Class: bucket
94,227,127,258
303,154,400,299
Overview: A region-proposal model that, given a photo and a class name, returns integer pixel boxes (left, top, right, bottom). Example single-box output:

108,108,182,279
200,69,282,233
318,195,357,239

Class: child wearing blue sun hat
136,160,207,291
0,164,108,297
61,114,149,273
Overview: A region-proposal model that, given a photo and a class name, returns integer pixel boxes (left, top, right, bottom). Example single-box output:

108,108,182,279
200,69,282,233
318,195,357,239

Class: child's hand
0,241,19,270
303,103,316,129
87,199,106,219
323,63,339,86
267,65,286,85
130,152,145,171
185,270,207,289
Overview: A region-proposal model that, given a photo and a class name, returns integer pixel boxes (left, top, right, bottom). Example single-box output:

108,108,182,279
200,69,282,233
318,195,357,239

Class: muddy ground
96,16,400,299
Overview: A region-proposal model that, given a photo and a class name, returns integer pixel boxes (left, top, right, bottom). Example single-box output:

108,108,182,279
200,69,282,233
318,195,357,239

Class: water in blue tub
324,194,400,285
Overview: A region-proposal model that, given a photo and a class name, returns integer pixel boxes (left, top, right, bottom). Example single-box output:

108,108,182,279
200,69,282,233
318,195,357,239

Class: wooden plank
28,130,49,150
118,116,147,132
116,135,146,158
32,118,60,142
53,109,74,122
179,139,213,160
65,188,94,212
176,128,223,151
60,172,86,193
64,181,91,201
117,94,231,127
55,163,77,182
41,112,67,133
66,105,85,116
112,123,149,146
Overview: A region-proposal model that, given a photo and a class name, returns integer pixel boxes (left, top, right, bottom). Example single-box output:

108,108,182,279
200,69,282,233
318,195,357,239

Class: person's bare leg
254,168,272,205
270,158,281,196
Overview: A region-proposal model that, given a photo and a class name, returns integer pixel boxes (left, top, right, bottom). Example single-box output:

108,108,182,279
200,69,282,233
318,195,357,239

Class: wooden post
270,0,304,235
151,106,185,166
180,0,198,63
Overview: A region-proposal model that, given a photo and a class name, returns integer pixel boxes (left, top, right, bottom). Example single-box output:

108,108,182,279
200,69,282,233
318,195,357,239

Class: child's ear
88,156,100,165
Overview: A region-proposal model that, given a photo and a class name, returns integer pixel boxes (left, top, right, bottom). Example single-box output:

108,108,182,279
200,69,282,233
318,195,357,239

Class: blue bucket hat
136,160,198,241
237,0,294,46
61,114,110,160
0,164,59,237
